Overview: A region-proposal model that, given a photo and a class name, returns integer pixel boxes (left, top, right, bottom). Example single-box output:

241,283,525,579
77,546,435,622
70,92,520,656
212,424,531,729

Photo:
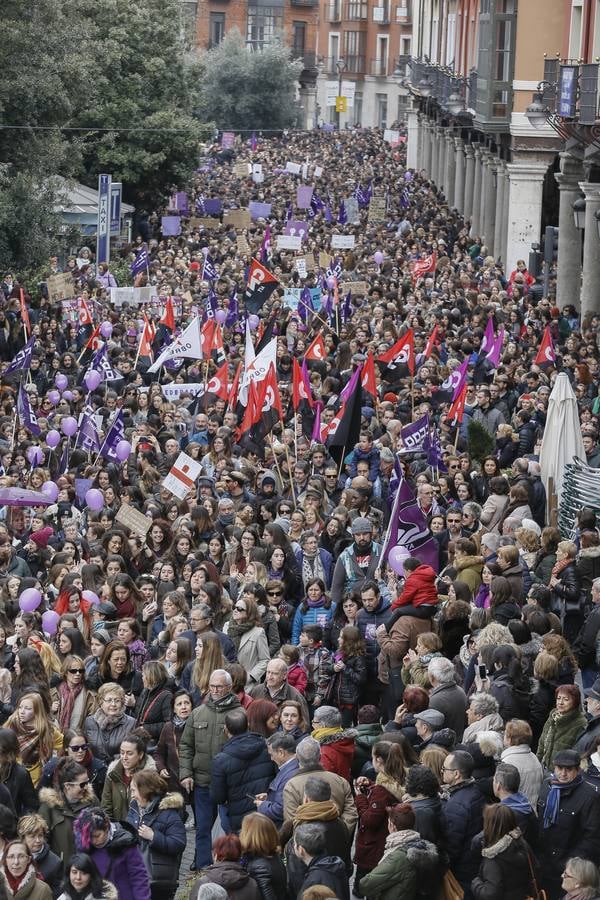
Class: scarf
311,725,342,743
381,829,422,862
5,863,38,895
302,551,325,587
564,890,598,900
58,681,85,732
375,771,405,800
543,773,583,829
227,620,256,650
172,714,187,729
12,721,43,766
551,557,572,579
293,799,340,825
94,708,126,730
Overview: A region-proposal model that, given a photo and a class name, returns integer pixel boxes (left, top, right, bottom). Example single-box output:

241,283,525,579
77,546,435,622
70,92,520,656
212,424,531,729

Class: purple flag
382,471,439,571
221,132,235,149
161,216,181,237
400,414,430,453
451,358,469,402
261,226,271,264
297,185,314,209
202,255,218,281
195,195,206,215
17,386,40,436
299,286,314,324
175,192,189,214
76,403,100,453
4,337,35,375
324,204,332,224
204,199,222,216
250,132,257,152
338,200,347,224
286,201,293,221
99,410,126,462
226,290,238,328
341,290,352,324
480,317,495,355
423,427,447,473
130,243,149,275
311,401,323,445
285,220,308,242
58,441,69,476
486,326,504,368
339,365,362,404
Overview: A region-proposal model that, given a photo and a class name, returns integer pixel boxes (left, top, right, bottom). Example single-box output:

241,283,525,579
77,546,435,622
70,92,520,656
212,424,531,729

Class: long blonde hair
7,692,57,762
192,632,225,695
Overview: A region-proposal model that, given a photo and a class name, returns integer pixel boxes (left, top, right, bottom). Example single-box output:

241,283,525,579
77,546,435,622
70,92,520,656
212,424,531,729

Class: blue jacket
347,446,380,481
257,756,300,827
441,780,485,889
126,792,186,886
210,732,275,832
295,548,334,590
292,601,336,645
357,598,393,678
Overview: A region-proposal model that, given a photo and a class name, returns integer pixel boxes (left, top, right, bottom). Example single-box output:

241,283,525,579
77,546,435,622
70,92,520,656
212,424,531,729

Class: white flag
147,318,203,373
239,337,277,406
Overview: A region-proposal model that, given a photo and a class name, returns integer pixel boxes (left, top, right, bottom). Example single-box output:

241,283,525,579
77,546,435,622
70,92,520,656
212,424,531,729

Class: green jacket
101,754,156,822
179,692,241,786
537,707,587,770
38,784,98,862
351,723,383,778
359,830,439,900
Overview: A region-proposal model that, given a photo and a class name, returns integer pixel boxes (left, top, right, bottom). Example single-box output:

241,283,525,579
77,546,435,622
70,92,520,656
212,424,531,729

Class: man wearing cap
330,518,385,606
537,749,600,899
574,678,600,755
414,709,447,751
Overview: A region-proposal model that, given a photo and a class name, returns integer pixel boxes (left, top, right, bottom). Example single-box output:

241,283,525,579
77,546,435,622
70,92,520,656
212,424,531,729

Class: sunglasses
234,605,247,612
69,743,88,752
267,590,283,596
68,668,85,674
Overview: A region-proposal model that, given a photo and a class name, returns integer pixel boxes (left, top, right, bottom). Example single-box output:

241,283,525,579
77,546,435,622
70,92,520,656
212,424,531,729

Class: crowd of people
0,126,597,900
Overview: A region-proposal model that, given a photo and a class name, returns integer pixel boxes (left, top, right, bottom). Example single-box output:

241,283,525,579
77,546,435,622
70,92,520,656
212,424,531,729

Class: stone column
422,120,432,177
416,115,424,171
478,152,490,245
501,164,510,267
463,144,475,222
406,107,419,170
453,137,465,213
444,132,456,206
494,162,507,264
436,128,446,189
430,126,440,187
554,152,583,308
579,182,600,319
471,146,483,237
483,156,497,256
505,161,548,271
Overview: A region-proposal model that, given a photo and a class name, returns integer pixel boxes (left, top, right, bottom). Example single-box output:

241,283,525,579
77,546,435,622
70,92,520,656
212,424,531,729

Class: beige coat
480,494,509,532
225,624,270,685
377,616,432,684
283,764,358,833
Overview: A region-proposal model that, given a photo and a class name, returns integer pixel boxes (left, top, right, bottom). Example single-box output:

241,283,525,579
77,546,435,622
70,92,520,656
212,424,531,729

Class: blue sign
558,66,577,118
110,182,122,236
96,174,111,265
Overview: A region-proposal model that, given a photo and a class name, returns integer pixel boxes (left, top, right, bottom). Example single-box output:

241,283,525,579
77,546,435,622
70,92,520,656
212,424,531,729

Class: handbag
436,869,464,900
525,850,547,900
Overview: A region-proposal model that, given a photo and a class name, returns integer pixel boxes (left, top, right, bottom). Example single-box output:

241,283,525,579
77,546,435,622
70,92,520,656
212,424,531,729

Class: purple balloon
42,610,60,635
374,251,384,266
41,481,59,502
19,588,42,613
61,416,78,437
82,590,100,605
248,315,260,330
326,276,336,289
85,488,104,511
46,430,61,449
62,390,74,402
55,374,68,391
116,440,132,461
215,309,227,325
388,545,411,576
84,370,102,392
47,390,61,406
26,447,43,466
100,321,113,339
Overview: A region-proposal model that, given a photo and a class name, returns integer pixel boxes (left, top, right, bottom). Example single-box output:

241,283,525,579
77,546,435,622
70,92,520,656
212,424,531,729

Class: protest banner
277,235,302,251
47,273,75,304
110,287,158,307
236,235,251,255
285,162,301,174
234,162,250,177
284,220,308,241
339,281,369,295
319,252,331,269
161,383,205,401
223,209,251,230
331,235,356,250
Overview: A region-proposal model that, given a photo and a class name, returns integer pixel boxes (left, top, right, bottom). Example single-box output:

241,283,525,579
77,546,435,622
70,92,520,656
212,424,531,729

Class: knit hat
29,527,54,549
351,517,372,535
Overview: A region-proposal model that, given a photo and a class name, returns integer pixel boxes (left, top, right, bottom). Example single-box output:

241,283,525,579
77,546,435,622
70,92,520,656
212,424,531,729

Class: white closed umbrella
540,372,585,503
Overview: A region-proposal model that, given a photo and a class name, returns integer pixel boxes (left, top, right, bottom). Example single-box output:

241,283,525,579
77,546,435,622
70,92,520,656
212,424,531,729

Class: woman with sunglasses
38,758,98,865
40,728,107,797
56,656,97,734
265,580,295,645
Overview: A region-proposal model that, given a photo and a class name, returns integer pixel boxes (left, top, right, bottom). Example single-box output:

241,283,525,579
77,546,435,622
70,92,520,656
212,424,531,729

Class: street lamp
447,92,464,116
573,196,586,230
336,57,346,129
524,90,549,130
418,74,433,96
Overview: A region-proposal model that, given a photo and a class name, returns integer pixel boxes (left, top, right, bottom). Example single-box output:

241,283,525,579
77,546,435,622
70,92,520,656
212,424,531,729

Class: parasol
540,372,585,504
0,487,53,508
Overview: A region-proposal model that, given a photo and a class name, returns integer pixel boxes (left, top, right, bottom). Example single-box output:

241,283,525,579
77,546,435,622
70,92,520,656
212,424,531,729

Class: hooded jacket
88,822,150,900
101,754,156,823
39,783,98,863
471,828,534,900
391,565,438,608
454,555,484,596
210,731,275,831
359,830,440,900
311,727,356,781
179,691,242,786
126,791,186,886
300,854,350,900
193,861,260,900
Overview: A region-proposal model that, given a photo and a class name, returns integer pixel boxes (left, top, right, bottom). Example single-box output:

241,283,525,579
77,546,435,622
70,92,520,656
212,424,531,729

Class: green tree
198,30,303,131
468,419,496,463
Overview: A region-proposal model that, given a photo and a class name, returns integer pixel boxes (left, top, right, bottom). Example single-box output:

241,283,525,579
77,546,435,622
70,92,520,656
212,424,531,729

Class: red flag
305,334,327,361
377,328,415,375
256,363,284,437
160,296,175,331
228,362,242,411
201,320,215,358
292,359,314,411
139,315,154,359
205,360,229,402
85,324,102,350
19,289,31,336
238,378,261,437
447,382,467,426
534,326,556,365
423,324,439,360
411,251,437,284
78,297,93,327
211,323,226,364
361,353,377,398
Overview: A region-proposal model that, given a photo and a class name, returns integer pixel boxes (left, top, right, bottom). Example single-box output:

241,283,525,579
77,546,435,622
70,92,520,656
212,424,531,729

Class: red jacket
287,662,308,694
355,783,400,869
391,564,438,609
318,734,356,782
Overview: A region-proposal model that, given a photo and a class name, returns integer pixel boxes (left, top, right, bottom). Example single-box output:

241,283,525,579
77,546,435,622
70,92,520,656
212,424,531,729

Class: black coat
34,843,63,899
135,685,173,740
442,780,486,889
551,562,583,643
210,732,275,831
471,831,534,900
245,854,288,900
489,671,530,723
126,792,186,887
410,795,447,849
325,655,367,707
299,855,350,900
284,814,351,896
574,605,600,669
536,775,600,896
529,678,557,750
0,761,38,815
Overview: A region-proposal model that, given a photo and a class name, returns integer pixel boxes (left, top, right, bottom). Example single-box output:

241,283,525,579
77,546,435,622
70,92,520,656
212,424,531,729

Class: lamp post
336,57,347,129
573,196,586,230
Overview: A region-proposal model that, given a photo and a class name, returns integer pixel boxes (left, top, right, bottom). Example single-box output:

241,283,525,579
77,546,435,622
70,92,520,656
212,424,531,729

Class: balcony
344,55,366,74
372,4,390,23
325,2,342,20
344,0,368,19
395,2,410,19
370,58,389,77
290,0,319,7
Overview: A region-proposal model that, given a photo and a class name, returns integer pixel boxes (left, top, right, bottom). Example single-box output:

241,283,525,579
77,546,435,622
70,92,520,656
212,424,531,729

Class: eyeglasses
441,766,457,772
68,668,84,674
209,683,228,691
234,605,247,612
69,744,88,752
267,590,283,596
66,779,90,788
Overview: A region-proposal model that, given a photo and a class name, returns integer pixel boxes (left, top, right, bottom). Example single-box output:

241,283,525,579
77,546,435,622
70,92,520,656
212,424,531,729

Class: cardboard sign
340,281,369,295
331,234,356,249
319,252,331,269
234,162,250,177
344,197,360,224
314,166,323,178
368,193,387,223
47,273,75,304
277,235,302,251
285,162,301,175
236,235,251,254
110,287,158,307
384,129,400,144
116,504,152,538
189,217,220,230
162,452,202,500
297,185,314,209
223,209,251,230
297,253,315,272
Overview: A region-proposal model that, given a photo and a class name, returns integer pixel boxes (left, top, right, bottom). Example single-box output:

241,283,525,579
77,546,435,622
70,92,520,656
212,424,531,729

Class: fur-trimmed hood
58,883,118,900
456,555,484,572
158,791,185,811
481,827,523,858
382,828,439,869
39,784,97,809
106,753,156,780
579,546,600,560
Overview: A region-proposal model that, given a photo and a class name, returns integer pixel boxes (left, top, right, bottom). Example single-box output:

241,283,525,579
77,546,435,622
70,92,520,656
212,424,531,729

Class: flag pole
454,425,460,451
268,435,288,500
279,436,297,510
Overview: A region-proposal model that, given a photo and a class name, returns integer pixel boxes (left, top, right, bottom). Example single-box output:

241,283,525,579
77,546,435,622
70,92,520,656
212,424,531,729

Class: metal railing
370,58,389,76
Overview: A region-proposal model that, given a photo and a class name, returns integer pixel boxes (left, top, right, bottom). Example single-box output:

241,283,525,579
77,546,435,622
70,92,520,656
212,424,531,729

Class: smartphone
246,794,257,801
477,664,487,680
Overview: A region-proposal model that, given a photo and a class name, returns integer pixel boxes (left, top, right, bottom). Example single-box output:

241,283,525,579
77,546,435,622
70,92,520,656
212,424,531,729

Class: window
346,0,367,19
397,93,409,120
292,21,306,55
475,0,515,126
246,7,283,49
376,92,388,127
343,31,366,72
354,90,363,124
209,12,225,48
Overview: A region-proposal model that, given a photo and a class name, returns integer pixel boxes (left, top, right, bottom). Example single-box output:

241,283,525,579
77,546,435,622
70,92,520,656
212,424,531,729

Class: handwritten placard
340,281,369,295
331,234,356,249
319,252,331,269
189,217,220,230
277,235,302,251
116,504,152,538
236,235,251,254
234,162,250,177
223,209,251,230
47,273,75,303
368,193,387,223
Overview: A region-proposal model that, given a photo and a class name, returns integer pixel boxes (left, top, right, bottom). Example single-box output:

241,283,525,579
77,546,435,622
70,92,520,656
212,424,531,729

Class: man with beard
331,518,384,606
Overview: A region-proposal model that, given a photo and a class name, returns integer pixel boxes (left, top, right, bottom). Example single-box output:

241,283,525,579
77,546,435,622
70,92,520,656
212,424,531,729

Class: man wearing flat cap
537,748,600,898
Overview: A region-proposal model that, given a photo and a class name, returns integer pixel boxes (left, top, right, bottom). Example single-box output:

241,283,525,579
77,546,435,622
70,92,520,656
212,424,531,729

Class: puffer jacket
101,754,156,822
193,861,260,900
88,822,150,900
126,791,186,887
38,783,98,862
471,828,534,900
359,829,440,900
210,731,275,831
325,654,367,707
312,727,356,781
84,711,136,764
536,706,587,770
179,691,242,786
357,598,394,678
441,779,485,888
